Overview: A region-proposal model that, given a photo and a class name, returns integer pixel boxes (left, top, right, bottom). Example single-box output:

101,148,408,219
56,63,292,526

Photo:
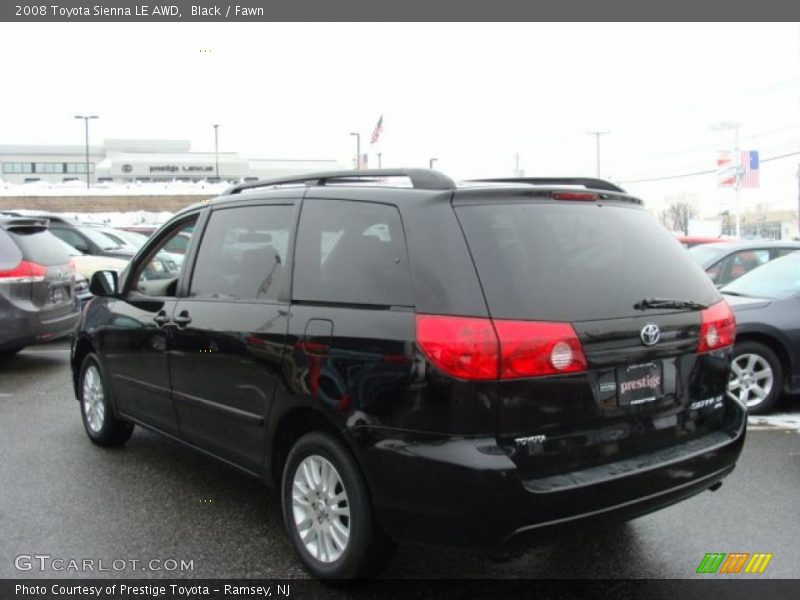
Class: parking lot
1,339,798,580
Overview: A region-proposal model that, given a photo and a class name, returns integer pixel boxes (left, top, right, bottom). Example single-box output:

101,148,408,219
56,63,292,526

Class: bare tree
660,195,697,235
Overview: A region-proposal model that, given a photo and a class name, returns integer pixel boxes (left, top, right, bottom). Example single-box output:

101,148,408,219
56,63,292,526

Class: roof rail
224,168,456,195
468,177,626,193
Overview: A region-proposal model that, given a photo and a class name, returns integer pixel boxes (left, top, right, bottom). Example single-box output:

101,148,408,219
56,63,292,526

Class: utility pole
74,115,98,189
213,124,220,179
429,158,437,169
587,131,609,177
378,152,382,169
796,162,800,239
350,132,361,170
712,121,742,238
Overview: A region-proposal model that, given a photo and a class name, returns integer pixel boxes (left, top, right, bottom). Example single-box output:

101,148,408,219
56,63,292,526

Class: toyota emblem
640,323,660,346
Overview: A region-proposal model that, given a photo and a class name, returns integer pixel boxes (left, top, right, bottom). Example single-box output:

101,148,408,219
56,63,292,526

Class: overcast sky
1,22,798,214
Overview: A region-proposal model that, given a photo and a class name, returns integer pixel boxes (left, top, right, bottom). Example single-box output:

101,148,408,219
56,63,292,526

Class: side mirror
74,242,91,254
89,270,119,297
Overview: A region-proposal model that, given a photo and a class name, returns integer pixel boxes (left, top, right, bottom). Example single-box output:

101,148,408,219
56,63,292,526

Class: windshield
688,244,728,268
111,229,149,249
722,253,800,299
77,226,124,250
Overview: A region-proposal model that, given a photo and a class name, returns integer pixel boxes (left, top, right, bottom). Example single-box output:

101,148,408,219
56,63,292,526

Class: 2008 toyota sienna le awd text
71,169,745,579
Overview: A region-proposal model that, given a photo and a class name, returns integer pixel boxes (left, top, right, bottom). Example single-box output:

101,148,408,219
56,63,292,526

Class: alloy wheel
727,353,774,409
82,365,106,433
291,455,351,563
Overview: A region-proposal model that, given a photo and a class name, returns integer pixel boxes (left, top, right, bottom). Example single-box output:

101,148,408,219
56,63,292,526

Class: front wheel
727,341,783,415
281,432,395,579
79,353,134,446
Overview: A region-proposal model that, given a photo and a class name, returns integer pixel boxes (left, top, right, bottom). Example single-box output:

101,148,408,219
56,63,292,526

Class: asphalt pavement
1,340,798,580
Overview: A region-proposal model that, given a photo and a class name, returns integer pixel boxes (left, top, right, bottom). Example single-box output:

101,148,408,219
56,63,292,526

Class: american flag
739,150,759,188
370,115,384,145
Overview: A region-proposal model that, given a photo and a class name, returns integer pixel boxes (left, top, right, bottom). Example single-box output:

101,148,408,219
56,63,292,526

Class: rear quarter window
294,199,413,307
456,201,719,321
0,229,24,270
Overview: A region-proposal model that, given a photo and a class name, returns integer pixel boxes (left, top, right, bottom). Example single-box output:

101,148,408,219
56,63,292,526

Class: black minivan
71,170,745,579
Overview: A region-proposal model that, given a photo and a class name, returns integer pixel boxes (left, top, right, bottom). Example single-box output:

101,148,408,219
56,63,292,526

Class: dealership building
0,139,343,184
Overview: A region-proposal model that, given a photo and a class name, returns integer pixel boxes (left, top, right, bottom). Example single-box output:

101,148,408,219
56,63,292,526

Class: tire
0,347,23,362
78,353,134,446
727,341,783,415
281,431,395,579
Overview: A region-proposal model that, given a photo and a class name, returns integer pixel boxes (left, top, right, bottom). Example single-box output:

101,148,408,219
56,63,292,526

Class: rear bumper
0,301,80,351
357,403,746,548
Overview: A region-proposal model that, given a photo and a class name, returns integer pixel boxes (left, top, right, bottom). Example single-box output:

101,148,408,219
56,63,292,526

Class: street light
213,124,220,179
586,130,609,177
74,115,98,189
429,158,438,169
350,132,361,170
711,121,742,237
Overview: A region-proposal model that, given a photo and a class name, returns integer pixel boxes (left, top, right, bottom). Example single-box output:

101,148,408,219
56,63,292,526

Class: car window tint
190,205,293,301
50,228,88,252
8,229,73,266
294,199,413,306
132,219,196,296
0,229,24,270
456,202,718,321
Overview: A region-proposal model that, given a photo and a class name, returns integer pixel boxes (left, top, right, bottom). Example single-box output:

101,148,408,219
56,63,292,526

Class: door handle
153,311,169,326
173,310,192,327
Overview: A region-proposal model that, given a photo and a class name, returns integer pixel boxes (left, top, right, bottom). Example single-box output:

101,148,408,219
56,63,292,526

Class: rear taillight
415,315,587,380
698,300,736,353
415,315,499,380
493,320,587,378
0,260,47,283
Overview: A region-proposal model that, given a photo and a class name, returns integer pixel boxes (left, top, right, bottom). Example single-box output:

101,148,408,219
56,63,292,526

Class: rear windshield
7,228,73,266
0,229,23,270
722,252,800,299
456,201,719,321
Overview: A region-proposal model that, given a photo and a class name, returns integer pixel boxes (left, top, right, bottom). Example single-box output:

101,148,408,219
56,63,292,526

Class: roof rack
467,177,626,193
224,168,456,195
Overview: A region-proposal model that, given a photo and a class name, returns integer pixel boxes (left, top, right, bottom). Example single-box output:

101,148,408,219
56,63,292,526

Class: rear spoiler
0,217,50,231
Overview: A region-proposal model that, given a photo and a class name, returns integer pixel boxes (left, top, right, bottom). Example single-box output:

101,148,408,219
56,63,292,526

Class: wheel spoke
746,355,757,372
291,454,350,564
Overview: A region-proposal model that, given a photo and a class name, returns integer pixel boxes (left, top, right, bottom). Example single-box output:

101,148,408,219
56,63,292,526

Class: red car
675,235,730,248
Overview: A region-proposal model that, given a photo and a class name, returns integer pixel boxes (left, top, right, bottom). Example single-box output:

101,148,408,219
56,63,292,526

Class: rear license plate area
617,362,663,406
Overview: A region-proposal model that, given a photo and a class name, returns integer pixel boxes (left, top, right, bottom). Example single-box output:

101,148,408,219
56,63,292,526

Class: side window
294,199,413,306
728,250,769,282
190,205,293,301
132,218,197,297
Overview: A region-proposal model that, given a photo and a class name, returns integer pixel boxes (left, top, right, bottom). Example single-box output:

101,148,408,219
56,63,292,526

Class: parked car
720,252,800,414
38,216,136,260
71,169,744,579
1,216,80,359
675,235,729,248
688,240,800,287
121,225,192,255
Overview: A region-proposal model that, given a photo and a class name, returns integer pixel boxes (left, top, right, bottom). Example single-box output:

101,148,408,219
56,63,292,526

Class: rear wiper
633,297,708,311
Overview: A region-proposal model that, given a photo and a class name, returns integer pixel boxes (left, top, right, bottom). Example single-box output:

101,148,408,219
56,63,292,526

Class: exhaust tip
708,481,723,492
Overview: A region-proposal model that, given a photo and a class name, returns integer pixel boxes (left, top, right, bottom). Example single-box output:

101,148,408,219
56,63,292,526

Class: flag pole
734,125,741,238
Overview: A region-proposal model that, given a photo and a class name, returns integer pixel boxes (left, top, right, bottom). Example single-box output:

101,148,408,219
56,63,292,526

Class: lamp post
378,152,382,169
213,124,220,179
429,158,437,169
586,130,609,177
74,115,98,189
350,132,361,170
712,121,742,237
